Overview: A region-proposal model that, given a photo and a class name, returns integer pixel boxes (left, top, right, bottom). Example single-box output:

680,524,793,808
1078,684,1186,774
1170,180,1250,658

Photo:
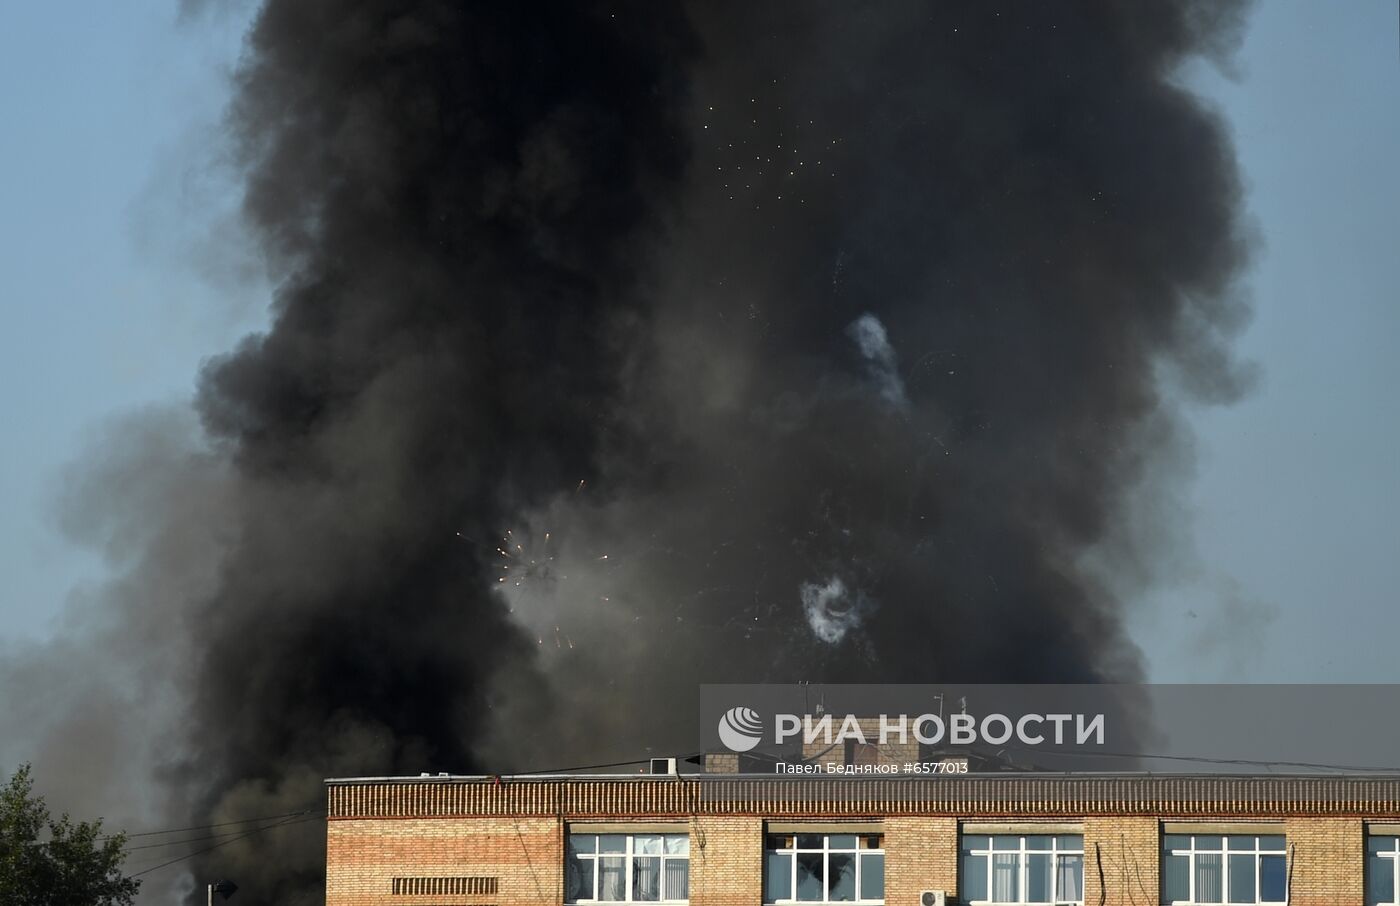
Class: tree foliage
0,764,140,906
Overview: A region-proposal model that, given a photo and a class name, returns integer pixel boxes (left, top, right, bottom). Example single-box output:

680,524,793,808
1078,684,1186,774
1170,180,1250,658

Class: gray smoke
847,314,909,410
800,576,873,645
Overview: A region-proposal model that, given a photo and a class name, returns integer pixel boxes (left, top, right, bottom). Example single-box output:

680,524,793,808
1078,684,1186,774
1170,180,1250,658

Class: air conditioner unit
649,757,678,775
919,891,946,906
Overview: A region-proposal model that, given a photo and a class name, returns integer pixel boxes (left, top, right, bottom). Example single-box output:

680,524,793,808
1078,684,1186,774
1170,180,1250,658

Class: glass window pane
1164,853,1190,902
862,836,882,851
599,857,627,901
992,853,1019,902
829,853,856,901
1371,838,1398,857
664,858,689,901
665,835,690,856
1025,835,1052,851
860,854,884,901
961,853,988,901
1027,852,1051,901
1257,835,1285,852
571,835,599,855
567,855,595,902
1368,852,1396,904
1259,855,1286,901
1164,835,1191,851
635,835,663,855
769,835,795,850
962,835,990,853
1226,836,1254,852
797,835,825,850
766,852,793,903
796,852,825,901
1057,854,1084,902
1227,854,1255,903
1056,835,1084,852
600,835,628,854
1196,853,1223,903
828,835,859,851
992,835,1020,850
634,856,661,902
1195,836,1224,852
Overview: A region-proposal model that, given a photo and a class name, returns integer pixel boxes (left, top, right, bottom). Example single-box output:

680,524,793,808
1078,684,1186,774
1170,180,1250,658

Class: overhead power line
128,813,323,879
115,807,324,840
122,812,326,853
987,744,1400,774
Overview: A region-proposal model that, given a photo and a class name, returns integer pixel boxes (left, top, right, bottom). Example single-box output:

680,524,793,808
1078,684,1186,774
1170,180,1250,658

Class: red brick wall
1285,817,1363,906
326,815,1379,905
324,780,1384,906
326,816,561,906
883,817,957,902
690,817,762,906
1082,816,1158,906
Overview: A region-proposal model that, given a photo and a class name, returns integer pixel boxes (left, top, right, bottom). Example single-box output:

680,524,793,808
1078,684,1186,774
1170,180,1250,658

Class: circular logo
717,706,764,753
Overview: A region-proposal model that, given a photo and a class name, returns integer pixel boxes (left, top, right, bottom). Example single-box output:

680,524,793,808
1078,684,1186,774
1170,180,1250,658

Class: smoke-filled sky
1,1,1398,904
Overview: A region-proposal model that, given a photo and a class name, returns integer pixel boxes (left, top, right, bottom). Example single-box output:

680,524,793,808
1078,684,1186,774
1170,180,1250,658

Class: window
845,740,880,766
567,833,689,903
1369,836,1400,906
1162,835,1286,905
764,833,884,903
959,834,1083,904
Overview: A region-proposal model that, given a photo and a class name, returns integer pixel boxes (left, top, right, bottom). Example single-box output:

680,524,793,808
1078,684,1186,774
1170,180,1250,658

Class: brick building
325,769,1400,906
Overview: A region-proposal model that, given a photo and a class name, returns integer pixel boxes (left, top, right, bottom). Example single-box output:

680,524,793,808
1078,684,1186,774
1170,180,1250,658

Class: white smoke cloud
799,576,870,644
845,313,908,409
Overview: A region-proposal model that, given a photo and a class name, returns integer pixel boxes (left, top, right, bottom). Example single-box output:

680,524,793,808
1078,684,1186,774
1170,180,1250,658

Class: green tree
0,764,140,906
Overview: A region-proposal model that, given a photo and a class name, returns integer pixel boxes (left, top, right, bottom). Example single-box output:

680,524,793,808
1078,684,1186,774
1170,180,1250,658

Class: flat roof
325,771,1400,784
323,772,1400,821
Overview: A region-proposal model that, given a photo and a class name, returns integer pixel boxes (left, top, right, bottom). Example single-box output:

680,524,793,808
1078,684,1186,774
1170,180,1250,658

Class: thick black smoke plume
3,1,1256,902
179,0,698,900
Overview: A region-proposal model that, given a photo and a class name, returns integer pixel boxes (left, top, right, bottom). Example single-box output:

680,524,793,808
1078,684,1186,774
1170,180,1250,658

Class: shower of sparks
455,483,621,648
493,529,560,587
456,527,565,587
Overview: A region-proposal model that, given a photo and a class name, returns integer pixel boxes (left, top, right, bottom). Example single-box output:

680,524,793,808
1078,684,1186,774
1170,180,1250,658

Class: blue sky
1,1,1396,682
0,0,265,639
1130,0,1400,682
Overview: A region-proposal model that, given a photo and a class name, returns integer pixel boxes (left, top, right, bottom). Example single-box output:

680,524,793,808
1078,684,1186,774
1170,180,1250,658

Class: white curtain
1057,854,1083,902
1194,853,1222,903
992,854,1019,902
600,857,626,901
634,857,660,901
664,858,689,900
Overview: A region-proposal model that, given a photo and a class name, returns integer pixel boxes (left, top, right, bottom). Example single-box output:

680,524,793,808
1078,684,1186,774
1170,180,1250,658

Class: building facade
325,773,1400,906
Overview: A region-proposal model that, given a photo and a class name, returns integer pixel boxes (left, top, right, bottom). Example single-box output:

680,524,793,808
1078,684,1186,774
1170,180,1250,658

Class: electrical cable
128,813,323,878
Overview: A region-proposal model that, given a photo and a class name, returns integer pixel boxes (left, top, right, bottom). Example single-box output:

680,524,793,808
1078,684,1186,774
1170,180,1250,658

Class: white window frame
763,832,885,904
566,832,690,904
1162,834,1287,905
1369,835,1400,906
959,834,1085,905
